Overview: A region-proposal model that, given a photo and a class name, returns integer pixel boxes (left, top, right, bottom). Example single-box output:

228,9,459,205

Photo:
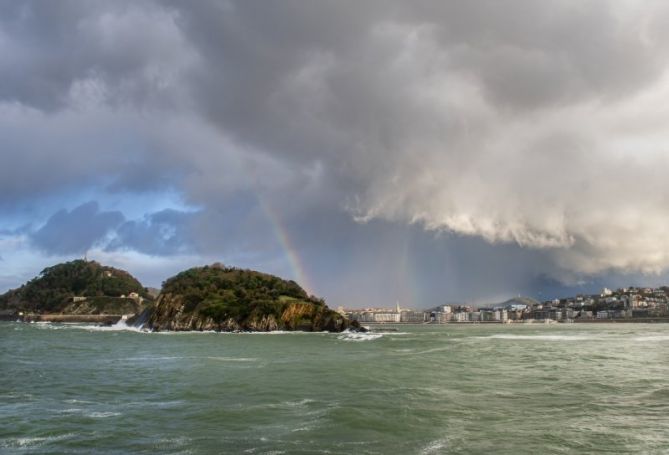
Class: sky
3,1,669,308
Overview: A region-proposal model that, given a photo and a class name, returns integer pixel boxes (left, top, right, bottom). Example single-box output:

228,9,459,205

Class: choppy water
1,322,669,454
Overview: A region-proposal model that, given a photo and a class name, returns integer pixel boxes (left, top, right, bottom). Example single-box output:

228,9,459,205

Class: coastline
6,315,669,330
14,313,123,324
362,318,669,325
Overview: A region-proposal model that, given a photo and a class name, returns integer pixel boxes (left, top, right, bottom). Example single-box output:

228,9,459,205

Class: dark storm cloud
28,201,199,257
0,0,195,111
30,201,123,255
175,1,669,276
3,1,669,301
107,208,196,256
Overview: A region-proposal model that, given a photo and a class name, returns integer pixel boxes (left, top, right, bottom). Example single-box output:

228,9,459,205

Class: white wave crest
421,438,449,454
477,334,594,341
80,319,149,333
2,433,75,448
633,335,669,341
29,319,149,333
337,331,384,342
86,411,121,418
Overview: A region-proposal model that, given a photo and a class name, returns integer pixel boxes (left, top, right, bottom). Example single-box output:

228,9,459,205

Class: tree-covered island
0,260,358,332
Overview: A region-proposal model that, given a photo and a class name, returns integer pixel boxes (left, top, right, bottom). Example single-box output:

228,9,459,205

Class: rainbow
255,193,314,296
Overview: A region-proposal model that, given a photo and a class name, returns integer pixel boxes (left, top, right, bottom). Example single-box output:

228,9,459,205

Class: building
434,311,452,323
348,307,401,323
596,310,612,319
452,312,468,322
371,312,401,323
401,310,428,323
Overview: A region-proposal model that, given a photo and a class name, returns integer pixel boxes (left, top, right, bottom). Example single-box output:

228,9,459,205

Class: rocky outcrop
126,265,360,332
140,292,359,332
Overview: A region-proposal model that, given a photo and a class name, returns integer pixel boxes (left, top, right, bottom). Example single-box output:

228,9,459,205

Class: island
0,260,359,332
0,260,152,323
134,264,358,332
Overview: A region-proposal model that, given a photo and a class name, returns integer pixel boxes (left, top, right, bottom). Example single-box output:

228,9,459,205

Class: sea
1,322,668,454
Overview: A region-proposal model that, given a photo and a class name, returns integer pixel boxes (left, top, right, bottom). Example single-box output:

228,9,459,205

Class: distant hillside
0,260,150,314
496,296,540,308
141,264,355,332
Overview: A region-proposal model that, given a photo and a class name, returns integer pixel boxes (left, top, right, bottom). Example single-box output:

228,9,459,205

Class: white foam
57,408,83,414
86,411,121,418
123,355,257,362
411,346,452,355
27,321,401,338
280,398,315,407
337,331,383,342
28,320,150,333
64,399,95,404
421,438,449,454
2,433,74,448
477,334,594,341
205,356,257,362
81,319,149,333
633,335,669,341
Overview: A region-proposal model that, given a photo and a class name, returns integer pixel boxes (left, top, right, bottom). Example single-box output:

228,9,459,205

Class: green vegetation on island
142,264,357,332
0,260,150,314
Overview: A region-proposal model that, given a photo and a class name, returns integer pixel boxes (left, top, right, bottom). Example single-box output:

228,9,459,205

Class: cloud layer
3,1,669,302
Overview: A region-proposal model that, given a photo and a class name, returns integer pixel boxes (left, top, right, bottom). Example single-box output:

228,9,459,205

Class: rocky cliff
134,264,358,332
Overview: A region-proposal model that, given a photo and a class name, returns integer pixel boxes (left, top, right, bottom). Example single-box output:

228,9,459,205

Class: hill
139,264,357,332
495,296,540,309
0,260,150,314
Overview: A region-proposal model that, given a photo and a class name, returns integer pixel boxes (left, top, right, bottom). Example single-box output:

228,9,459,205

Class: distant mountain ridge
494,296,540,308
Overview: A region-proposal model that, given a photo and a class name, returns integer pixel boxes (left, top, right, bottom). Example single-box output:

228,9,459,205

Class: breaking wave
337,330,384,341
477,334,596,341
633,335,669,342
29,319,149,333
421,438,449,454
1,433,75,449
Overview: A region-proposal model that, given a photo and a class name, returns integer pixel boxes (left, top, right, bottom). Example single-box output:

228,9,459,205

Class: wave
30,320,150,333
337,331,384,342
64,399,95,404
269,398,315,408
122,355,258,363
205,356,257,362
476,334,595,341
1,433,75,449
633,335,669,341
421,438,449,454
86,411,121,418
83,319,149,332
25,321,400,339
411,346,452,355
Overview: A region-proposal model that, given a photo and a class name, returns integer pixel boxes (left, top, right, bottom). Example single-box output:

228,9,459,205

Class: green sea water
1,322,668,454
